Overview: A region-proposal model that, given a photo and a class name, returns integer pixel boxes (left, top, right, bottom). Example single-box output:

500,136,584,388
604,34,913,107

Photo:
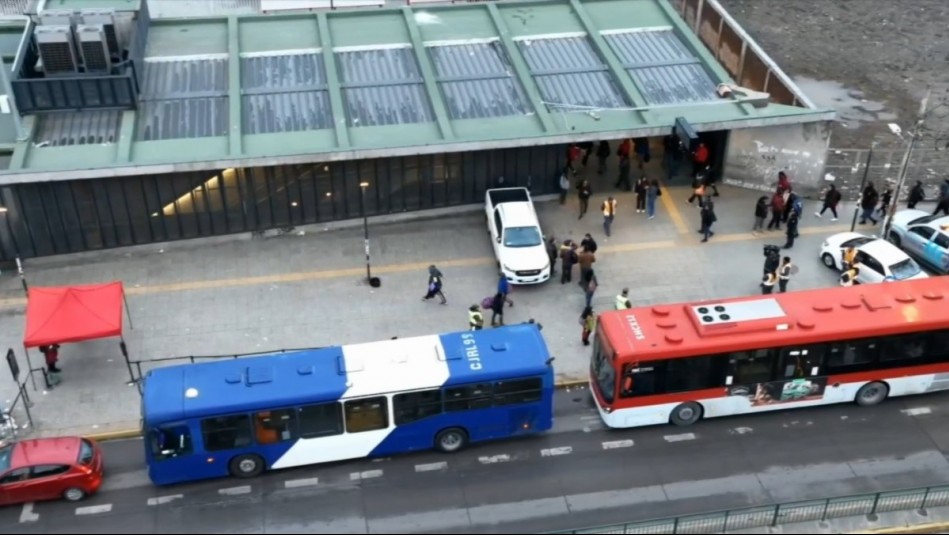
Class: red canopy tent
22,282,133,388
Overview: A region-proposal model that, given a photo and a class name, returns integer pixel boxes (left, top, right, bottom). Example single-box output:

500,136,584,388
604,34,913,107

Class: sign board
674,116,699,153
6,349,19,383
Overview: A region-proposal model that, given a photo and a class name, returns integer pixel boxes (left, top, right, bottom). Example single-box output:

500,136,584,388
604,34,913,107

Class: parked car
0,437,103,506
886,209,949,274
819,231,928,284
485,187,550,284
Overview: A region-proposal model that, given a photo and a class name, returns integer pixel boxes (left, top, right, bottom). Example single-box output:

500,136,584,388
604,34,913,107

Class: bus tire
670,402,703,426
435,428,468,453
855,381,889,406
229,454,265,478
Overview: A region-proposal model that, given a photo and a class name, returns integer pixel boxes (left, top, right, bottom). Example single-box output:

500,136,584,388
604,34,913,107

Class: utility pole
883,88,932,238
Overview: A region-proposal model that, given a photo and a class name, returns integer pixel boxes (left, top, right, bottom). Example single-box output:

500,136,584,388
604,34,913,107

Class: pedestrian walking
577,179,592,219
777,256,793,293
777,171,791,193
577,246,596,285
784,211,799,249
700,199,716,243
489,293,505,326
468,304,484,330
878,185,893,217
646,180,660,219
908,180,925,209
567,143,582,173
422,265,447,304
692,141,709,177
753,196,768,234
545,235,558,277
558,166,571,205
634,176,648,213
560,240,578,284
859,183,879,225
616,154,632,191
935,179,949,216
595,141,610,175
761,270,777,294
602,196,617,237
687,178,705,206
816,184,841,221
615,288,632,310
581,233,598,254
497,272,514,307
582,270,598,308
767,191,785,231
580,306,596,346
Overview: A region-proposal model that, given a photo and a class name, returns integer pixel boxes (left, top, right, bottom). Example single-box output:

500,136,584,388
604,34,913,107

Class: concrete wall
721,121,832,195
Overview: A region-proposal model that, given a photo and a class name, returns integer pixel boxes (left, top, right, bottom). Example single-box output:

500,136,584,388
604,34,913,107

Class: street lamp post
883,88,932,239
358,182,380,288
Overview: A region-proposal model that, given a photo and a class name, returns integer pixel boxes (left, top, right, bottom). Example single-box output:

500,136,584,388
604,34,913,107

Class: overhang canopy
23,282,126,348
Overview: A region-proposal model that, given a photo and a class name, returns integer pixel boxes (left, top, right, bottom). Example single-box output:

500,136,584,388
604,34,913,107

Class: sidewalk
0,171,937,438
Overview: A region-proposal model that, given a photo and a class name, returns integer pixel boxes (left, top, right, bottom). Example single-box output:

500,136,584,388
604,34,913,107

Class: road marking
664,433,696,442
75,504,112,515
19,503,38,523
729,427,754,435
478,454,511,464
147,494,183,506
284,477,320,489
902,407,933,416
218,485,252,496
415,461,447,473
350,469,383,480
541,447,573,457
601,439,634,450
659,185,690,234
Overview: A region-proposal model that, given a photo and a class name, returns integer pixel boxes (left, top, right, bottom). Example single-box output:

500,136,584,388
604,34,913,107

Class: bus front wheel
435,428,468,453
229,454,265,478
670,402,703,426
856,381,889,406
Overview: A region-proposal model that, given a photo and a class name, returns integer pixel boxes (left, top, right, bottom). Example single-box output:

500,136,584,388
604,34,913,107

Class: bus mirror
545,357,555,366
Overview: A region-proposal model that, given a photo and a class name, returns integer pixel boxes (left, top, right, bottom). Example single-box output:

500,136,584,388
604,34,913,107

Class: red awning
23,282,125,348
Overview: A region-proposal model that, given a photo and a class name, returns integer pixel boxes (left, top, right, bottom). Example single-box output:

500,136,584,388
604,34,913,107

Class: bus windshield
592,336,615,403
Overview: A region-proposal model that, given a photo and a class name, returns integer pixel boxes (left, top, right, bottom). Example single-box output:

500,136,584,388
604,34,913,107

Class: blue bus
141,324,555,485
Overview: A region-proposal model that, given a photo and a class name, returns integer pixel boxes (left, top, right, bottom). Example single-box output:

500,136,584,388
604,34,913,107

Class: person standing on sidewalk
646,180,660,220
577,179,593,219
422,265,447,304
601,196,617,237
581,233,598,254
577,246,596,285
560,241,578,284
767,190,785,231
878,184,893,217
596,141,610,175
700,199,717,243
567,143,583,174
934,179,949,216
468,304,484,331
582,270,598,308
760,270,777,295
908,181,925,209
580,306,596,346
692,141,709,177
489,293,506,327
40,344,61,373
497,272,514,307
859,183,879,225
753,196,768,235
816,184,842,221
777,257,793,293
634,176,648,213
615,288,632,310
784,211,799,249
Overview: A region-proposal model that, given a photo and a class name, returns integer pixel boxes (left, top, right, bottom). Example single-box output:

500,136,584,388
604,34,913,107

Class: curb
851,522,949,534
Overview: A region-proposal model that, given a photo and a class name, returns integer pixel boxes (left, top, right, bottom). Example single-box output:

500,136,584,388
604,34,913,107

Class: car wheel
63,487,86,502
887,233,901,247
229,454,265,478
669,402,703,426
821,253,837,269
855,381,889,407
434,428,468,453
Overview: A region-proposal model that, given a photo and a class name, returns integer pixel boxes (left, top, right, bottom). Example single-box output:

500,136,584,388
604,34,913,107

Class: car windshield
0,444,12,471
504,226,543,248
889,258,922,280
843,236,875,248
592,337,615,404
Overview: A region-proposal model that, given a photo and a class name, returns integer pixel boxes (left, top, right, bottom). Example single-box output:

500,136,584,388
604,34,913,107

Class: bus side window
780,346,825,379
344,397,389,433
150,424,193,460
729,349,776,384
827,340,878,369
201,415,253,452
254,409,297,444
619,363,662,397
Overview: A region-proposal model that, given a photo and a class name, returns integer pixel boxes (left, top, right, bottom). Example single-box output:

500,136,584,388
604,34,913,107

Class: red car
0,437,103,506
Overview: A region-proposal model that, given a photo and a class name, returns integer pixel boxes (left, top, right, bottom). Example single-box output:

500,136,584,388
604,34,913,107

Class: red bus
591,277,949,428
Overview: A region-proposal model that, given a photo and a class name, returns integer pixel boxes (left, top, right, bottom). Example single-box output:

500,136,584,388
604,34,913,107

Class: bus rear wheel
855,381,889,406
670,402,703,426
435,428,468,453
229,454,265,478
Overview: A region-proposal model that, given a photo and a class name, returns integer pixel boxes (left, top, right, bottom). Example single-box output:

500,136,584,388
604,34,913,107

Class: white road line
147,494,183,506
350,469,383,480
284,477,320,489
729,427,754,435
664,433,696,443
478,454,511,464
415,461,447,473
540,447,573,457
19,502,38,523
601,439,634,450
218,485,252,496
75,504,112,516
902,407,933,416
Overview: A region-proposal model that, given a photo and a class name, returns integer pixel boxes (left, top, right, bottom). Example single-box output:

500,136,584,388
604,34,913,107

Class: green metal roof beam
227,16,242,156
401,7,454,141
655,0,732,84
569,0,648,109
318,12,350,149
485,3,555,134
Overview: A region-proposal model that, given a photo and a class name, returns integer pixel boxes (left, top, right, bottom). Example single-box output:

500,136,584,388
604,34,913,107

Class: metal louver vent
34,25,78,75
79,9,119,57
76,25,111,73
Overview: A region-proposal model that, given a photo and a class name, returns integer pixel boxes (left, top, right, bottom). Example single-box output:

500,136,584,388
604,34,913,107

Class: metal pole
15,257,26,295
883,88,931,238
359,182,371,282
850,145,875,232
122,290,134,330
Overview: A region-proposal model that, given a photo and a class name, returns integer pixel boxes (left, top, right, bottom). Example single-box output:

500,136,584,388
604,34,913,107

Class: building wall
0,145,565,260
721,121,833,195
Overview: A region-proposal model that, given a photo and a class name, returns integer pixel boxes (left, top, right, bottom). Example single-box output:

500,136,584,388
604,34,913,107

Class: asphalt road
7,388,949,534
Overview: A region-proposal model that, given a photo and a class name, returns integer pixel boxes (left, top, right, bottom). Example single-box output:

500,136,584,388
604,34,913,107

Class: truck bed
487,188,531,206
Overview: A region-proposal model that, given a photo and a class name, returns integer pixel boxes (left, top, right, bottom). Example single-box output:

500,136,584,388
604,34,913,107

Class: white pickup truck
485,187,551,285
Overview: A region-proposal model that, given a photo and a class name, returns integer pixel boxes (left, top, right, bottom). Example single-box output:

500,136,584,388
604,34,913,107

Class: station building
0,0,833,260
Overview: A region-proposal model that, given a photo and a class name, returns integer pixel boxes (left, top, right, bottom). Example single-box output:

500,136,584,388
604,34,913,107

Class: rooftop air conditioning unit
38,9,75,27
34,25,79,75
79,8,119,57
76,25,111,74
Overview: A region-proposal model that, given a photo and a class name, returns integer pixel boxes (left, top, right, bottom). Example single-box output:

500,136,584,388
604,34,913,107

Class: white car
485,188,551,285
886,209,949,275
819,232,928,284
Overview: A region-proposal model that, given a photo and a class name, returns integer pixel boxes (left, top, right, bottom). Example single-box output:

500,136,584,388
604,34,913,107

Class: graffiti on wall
723,122,833,194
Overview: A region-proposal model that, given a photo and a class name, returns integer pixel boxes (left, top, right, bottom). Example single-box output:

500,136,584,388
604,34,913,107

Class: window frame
494,378,544,406
393,389,443,425
444,383,494,412
253,408,298,445
30,464,71,479
343,397,390,434
296,402,344,439
200,414,254,452
910,226,937,241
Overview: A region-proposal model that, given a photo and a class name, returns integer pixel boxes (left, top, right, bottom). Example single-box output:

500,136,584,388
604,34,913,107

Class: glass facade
0,145,565,260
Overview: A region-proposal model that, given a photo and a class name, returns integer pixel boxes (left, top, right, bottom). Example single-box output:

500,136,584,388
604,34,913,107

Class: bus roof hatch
688,298,789,336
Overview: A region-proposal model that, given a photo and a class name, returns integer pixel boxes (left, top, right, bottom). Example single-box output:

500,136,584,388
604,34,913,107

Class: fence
823,147,949,202
549,484,949,534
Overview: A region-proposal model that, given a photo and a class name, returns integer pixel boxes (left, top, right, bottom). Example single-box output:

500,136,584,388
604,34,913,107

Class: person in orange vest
842,246,857,270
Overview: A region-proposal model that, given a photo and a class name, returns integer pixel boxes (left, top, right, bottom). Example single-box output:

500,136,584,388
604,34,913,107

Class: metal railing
549,484,949,534
128,346,324,386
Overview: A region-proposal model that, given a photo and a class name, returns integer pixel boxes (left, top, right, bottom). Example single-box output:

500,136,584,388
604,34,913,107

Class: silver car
886,210,949,274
